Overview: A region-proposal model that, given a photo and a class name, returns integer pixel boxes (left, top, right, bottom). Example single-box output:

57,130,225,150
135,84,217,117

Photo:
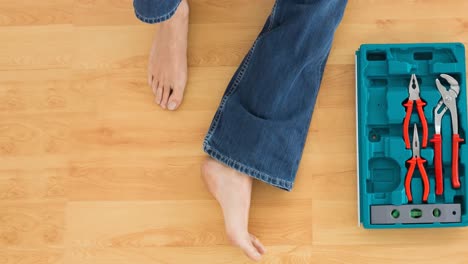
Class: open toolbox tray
356,43,467,228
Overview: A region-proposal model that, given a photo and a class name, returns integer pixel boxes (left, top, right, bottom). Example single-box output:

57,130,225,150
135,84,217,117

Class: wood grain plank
312,245,468,264
73,0,137,26
86,67,235,112
0,249,63,264
67,156,211,201
0,169,66,202
0,202,65,249
344,0,468,22
65,200,311,247
0,114,77,156
73,0,274,26
65,245,311,264
0,0,72,27
73,24,263,69
0,71,98,115
316,65,355,109
0,25,72,70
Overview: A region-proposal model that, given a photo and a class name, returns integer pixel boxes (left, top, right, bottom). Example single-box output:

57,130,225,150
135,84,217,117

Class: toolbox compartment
356,43,467,228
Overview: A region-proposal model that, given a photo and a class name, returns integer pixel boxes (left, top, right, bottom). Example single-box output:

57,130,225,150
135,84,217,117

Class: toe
239,240,262,262
167,86,184,111
155,83,163,105
160,85,171,109
148,72,153,88
151,78,158,96
227,232,261,262
250,234,266,255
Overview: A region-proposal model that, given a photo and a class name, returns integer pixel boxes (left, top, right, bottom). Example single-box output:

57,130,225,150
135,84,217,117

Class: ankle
175,0,189,19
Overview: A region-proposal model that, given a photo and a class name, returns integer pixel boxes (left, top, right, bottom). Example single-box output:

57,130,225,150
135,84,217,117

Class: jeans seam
267,0,279,31
203,35,263,145
203,1,278,146
203,143,293,191
292,49,331,171
133,0,182,24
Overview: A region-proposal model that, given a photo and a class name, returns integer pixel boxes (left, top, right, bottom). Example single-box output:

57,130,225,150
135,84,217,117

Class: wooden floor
1,0,468,263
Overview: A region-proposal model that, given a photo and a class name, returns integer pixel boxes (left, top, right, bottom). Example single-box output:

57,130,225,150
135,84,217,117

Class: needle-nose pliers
405,124,429,203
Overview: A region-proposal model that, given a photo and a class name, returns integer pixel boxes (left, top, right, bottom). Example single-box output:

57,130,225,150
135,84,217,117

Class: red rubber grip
405,158,416,202
415,99,428,148
431,134,443,195
403,100,414,149
417,158,429,202
452,134,464,189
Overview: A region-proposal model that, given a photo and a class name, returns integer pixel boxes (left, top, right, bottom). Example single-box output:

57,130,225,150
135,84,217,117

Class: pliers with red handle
405,124,430,203
403,74,428,149
431,74,463,195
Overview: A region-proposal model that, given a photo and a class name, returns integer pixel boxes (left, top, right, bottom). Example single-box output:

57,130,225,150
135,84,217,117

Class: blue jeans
134,0,182,23
134,0,348,191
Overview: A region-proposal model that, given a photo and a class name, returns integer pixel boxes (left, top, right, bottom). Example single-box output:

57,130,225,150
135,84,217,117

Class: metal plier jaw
403,74,428,149
433,74,460,134
431,74,463,194
408,74,422,101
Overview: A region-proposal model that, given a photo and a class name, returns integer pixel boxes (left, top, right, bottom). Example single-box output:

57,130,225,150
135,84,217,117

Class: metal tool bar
371,204,461,224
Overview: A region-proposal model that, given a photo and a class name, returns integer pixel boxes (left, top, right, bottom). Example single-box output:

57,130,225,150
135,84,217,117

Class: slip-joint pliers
431,74,463,195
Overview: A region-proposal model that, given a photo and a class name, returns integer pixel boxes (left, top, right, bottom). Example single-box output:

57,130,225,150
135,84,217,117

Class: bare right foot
148,0,189,111
201,158,266,262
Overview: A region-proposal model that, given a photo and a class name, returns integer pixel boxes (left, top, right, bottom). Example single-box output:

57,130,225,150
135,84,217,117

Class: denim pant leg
133,0,182,24
203,0,348,191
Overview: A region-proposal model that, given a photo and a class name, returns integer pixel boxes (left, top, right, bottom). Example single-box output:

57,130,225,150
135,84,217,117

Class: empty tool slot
369,131,381,142
367,157,401,193
369,78,388,87
388,124,404,137
367,51,387,61
433,48,458,62
373,193,386,199
414,52,433,60
454,195,464,214
368,128,389,142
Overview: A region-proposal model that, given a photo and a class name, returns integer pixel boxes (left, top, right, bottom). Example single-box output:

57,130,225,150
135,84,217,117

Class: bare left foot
201,157,266,262
148,0,189,110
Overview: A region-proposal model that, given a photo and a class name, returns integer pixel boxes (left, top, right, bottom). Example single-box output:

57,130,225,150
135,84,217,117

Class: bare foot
201,158,266,262
148,0,189,111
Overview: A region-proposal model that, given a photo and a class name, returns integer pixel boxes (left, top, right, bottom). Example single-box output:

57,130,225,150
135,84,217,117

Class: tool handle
415,99,428,148
452,134,464,189
403,100,414,149
405,158,416,202
431,134,443,195
417,158,429,202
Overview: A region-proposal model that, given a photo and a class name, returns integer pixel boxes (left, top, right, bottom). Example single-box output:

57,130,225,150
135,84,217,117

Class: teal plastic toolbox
356,43,467,228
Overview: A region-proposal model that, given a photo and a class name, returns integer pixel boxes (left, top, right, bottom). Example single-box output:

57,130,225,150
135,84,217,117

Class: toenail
253,252,261,260
168,101,177,110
